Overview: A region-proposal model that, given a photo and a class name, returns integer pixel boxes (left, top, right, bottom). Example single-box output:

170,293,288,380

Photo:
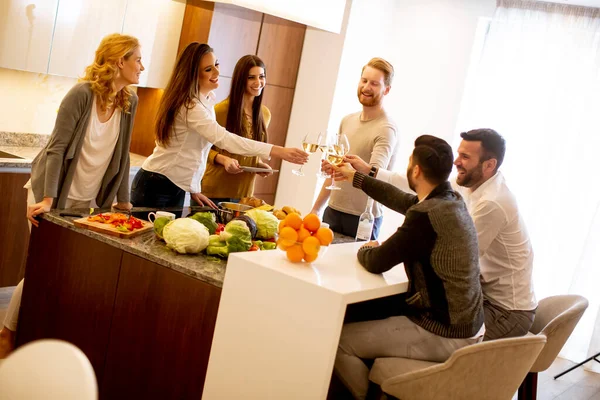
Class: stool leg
518,372,538,400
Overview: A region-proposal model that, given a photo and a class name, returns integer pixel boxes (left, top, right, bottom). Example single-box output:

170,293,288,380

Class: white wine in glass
317,134,331,179
293,132,322,176
326,133,349,190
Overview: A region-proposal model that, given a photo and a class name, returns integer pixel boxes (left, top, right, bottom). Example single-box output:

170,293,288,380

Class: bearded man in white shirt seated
332,128,537,341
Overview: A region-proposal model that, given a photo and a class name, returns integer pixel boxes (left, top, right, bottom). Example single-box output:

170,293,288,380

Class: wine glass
316,133,331,179
292,132,322,176
325,133,349,191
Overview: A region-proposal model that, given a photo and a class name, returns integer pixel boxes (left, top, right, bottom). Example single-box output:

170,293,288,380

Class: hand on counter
27,197,53,227
360,240,380,251
112,202,133,212
191,192,217,209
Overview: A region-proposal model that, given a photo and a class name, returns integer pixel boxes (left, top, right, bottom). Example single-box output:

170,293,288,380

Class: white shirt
142,92,273,193
377,169,537,311
68,98,121,201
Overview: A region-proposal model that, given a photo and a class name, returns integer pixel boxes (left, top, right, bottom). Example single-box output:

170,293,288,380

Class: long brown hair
155,42,214,146
225,55,267,142
81,33,139,113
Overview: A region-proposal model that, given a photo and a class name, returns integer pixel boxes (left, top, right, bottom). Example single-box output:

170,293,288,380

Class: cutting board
73,214,154,238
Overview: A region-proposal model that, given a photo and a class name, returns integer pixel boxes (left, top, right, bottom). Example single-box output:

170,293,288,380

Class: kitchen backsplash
0,68,77,135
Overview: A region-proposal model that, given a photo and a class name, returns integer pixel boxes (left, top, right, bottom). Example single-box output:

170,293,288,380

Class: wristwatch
368,165,378,177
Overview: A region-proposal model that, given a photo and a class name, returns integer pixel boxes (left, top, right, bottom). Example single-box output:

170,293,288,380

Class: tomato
249,244,260,251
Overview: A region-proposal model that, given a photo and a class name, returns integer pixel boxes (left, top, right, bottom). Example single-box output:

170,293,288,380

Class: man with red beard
310,58,398,239
336,128,537,341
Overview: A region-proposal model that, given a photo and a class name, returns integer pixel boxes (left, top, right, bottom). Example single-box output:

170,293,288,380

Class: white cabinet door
122,0,184,88
0,0,59,73
47,0,128,78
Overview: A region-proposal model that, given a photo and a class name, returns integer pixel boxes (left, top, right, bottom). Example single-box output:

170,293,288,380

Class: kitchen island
17,210,406,399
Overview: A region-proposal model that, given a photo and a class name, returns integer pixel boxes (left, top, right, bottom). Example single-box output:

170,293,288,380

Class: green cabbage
189,212,218,234
245,209,279,239
163,218,210,254
205,220,252,257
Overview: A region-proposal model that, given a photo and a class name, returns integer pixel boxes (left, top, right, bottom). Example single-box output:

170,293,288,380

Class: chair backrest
529,294,589,372
381,335,547,400
0,339,97,400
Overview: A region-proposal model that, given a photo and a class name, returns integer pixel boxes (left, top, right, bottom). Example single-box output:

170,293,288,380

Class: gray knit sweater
354,173,484,338
30,82,138,209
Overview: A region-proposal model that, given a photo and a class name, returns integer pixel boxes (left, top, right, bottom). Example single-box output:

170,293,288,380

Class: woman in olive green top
201,55,272,202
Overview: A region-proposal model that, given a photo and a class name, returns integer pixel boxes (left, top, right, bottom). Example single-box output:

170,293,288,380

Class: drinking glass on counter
292,132,322,176
325,133,349,191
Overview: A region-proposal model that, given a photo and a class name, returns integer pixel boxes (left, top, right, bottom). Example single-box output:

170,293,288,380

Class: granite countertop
0,146,147,169
41,208,356,288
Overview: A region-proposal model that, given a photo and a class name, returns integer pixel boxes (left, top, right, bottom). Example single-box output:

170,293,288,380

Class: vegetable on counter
163,218,210,254
206,220,253,258
245,209,279,240
189,211,219,234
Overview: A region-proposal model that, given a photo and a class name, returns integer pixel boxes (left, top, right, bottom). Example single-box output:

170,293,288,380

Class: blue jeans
131,169,186,208
323,206,382,240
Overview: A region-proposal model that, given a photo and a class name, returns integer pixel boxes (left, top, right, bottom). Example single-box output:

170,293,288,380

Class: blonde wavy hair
81,33,140,114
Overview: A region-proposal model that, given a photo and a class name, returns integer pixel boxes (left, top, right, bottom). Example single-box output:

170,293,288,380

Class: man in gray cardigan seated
332,135,485,400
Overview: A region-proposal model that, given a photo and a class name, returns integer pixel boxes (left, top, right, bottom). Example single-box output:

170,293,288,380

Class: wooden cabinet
122,0,185,88
0,172,30,287
18,220,222,399
0,0,59,73
47,0,128,78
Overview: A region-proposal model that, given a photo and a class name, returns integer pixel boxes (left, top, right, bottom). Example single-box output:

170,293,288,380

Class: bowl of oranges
277,212,334,263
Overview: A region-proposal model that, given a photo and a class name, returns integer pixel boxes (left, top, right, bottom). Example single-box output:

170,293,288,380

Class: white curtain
456,0,600,368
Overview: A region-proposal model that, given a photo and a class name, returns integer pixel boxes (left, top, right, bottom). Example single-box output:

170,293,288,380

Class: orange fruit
302,236,321,256
284,212,303,230
278,219,286,232
297,225,311,242
279,226,298,247
315,227,334,246
303,213,321,233
303,252,318,263
286,244,305,263
277,238,292,250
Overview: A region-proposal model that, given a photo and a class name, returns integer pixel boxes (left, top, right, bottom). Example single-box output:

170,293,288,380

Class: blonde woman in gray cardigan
0,33,143,358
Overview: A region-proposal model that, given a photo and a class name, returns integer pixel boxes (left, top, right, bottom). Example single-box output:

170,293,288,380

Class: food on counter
206,220,253,258
233,215,258,239
277,213,334,263
239,196,265,208
189,211,219,234
153,217,171,239
87,212,144,232
163,218,210,254
252,204,274,212
272,205,302,221
245,209,279,240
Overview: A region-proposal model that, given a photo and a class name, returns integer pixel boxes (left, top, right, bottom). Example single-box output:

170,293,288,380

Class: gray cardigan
31,82,138,209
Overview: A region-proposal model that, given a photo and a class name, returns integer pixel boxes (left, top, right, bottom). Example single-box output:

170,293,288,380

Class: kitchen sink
0,150,23,159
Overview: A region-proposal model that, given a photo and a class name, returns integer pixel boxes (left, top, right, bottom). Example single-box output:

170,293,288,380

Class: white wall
274,0,353,211
279,0,496,233
0,68,76,134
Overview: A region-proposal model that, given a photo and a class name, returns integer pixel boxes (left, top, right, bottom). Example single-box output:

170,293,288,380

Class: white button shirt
142,92,273,193
377,169,537,311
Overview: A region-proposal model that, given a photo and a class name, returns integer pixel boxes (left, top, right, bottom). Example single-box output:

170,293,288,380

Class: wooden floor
512,357,600,400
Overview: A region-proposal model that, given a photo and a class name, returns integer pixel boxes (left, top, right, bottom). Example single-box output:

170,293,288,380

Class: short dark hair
460,129,506,170
411,135,454,185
